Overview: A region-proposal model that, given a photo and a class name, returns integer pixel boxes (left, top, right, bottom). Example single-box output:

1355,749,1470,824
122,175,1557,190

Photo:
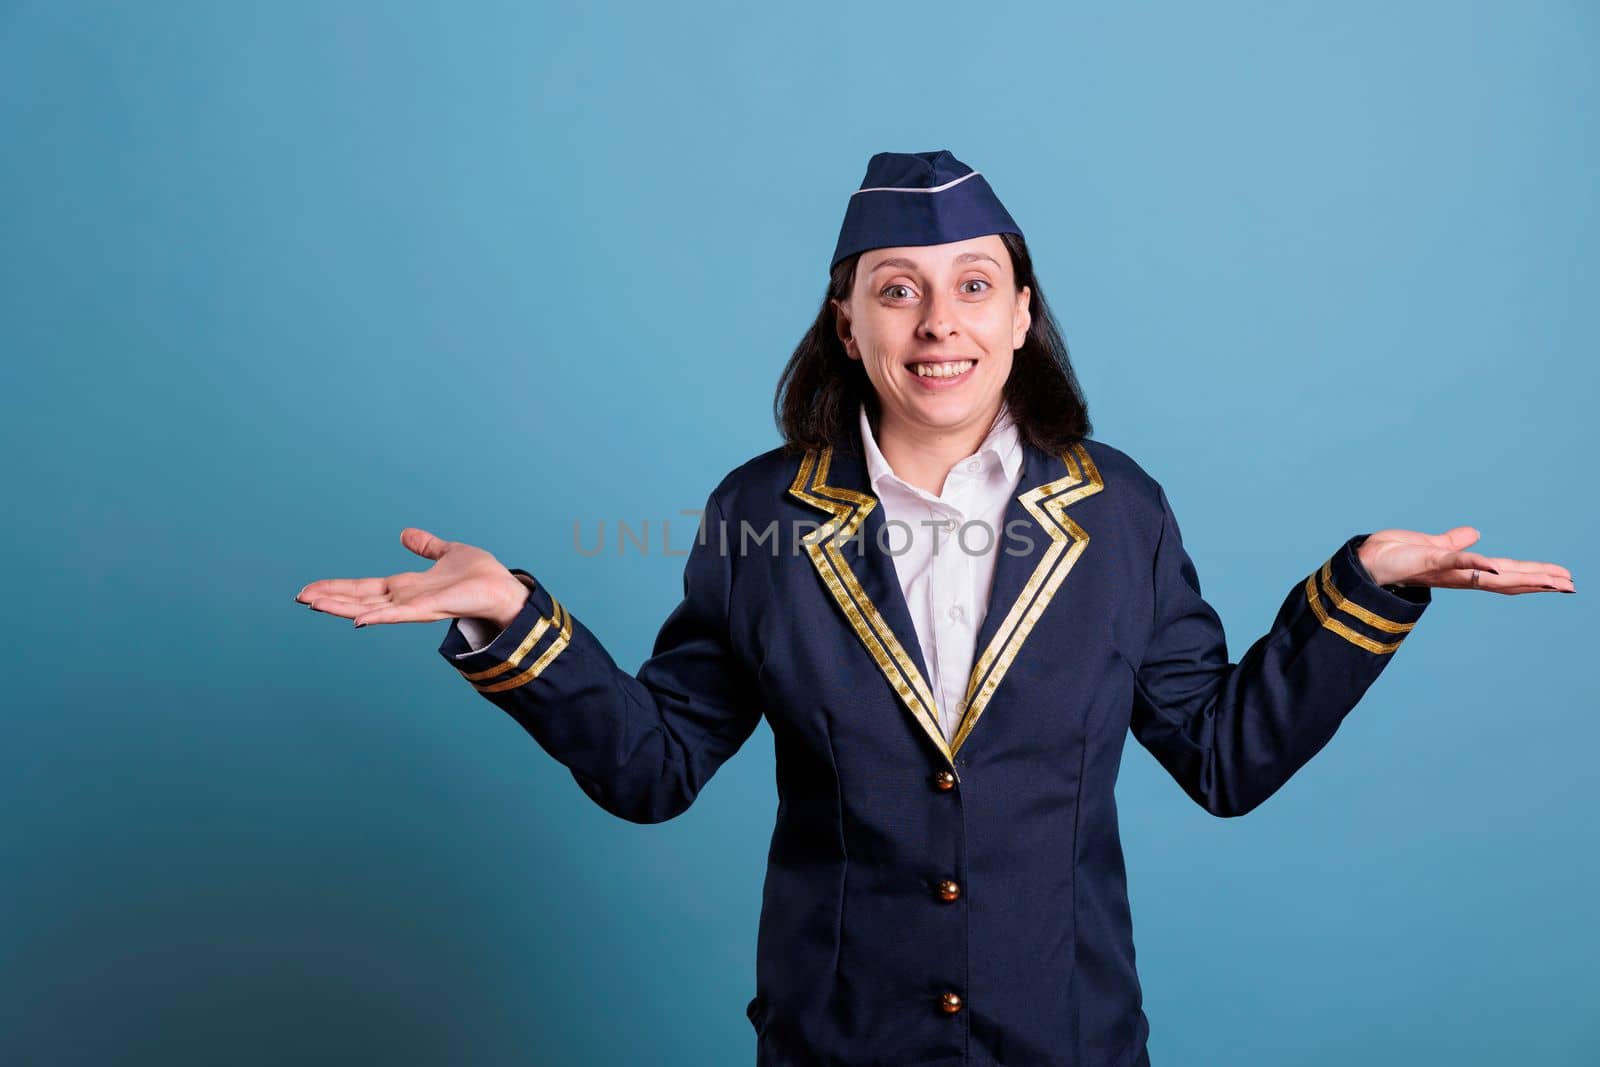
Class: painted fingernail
354,622,366,628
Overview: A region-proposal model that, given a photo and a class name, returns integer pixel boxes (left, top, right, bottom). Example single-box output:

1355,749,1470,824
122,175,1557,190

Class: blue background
2,2,1594,1063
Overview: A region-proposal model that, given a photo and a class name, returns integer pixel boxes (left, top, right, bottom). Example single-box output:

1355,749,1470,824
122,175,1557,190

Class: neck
873,401,1002,496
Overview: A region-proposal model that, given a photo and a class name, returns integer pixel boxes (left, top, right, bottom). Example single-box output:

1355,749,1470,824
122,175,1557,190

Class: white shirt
459,401,1026,746
856,401,1024,742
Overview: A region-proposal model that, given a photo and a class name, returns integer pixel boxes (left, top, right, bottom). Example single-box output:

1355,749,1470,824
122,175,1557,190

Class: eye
882,284,916,300
960,279,992,294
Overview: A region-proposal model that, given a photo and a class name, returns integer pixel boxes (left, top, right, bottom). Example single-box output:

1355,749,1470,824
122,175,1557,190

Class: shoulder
702,443,809,519
1071,437,1184,551
1076,437,1167,506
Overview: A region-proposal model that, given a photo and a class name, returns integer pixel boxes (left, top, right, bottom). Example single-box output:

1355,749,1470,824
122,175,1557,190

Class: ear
1012,285,1032,349
832,298,859,360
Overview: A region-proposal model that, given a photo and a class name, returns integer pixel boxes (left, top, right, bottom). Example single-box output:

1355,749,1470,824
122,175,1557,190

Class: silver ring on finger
1471,568,1479,588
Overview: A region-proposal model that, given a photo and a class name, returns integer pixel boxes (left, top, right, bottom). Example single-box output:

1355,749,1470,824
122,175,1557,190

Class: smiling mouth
908,358,976,379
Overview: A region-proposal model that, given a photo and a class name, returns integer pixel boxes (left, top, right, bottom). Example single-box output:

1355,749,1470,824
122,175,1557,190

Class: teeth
914,360,974,378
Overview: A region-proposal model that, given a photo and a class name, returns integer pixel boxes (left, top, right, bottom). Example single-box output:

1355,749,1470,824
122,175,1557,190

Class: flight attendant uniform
437,151,1433,1066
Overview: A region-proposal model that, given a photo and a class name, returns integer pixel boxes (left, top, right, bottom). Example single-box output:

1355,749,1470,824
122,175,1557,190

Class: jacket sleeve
1128,485,1431,818
435,492,763,824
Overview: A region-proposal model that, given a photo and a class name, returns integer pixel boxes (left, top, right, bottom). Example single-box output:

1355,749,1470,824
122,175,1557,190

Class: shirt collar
857,400,1024,491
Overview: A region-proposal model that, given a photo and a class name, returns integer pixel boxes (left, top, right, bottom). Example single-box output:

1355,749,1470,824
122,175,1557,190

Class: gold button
933,770,956,791
941,991,963,1014
937,879,961,902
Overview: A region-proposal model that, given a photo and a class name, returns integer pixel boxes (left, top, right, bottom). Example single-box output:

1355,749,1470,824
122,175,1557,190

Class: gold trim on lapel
950,441,1103,753
788,447,954,765
788,439,1105,764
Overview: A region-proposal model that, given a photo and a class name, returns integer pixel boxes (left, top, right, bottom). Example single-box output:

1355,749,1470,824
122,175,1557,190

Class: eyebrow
866,252,1002,276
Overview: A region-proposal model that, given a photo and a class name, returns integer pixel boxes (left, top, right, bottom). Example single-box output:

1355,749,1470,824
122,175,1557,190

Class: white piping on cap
850,170,983,196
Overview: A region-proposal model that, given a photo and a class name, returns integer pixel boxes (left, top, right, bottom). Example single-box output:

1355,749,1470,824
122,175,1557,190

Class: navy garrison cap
830,149,1022,271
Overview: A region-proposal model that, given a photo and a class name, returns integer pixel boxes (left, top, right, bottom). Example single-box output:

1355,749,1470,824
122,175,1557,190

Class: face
833,234,1030,439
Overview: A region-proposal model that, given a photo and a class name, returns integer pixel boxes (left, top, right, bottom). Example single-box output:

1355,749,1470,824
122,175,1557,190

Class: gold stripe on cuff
471,599,573,692
1318,559,1417,633
1304,569,1405,654
458,596,571,686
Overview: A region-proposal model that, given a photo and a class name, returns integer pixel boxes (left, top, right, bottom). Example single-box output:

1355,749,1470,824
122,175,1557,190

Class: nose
917,288,957,340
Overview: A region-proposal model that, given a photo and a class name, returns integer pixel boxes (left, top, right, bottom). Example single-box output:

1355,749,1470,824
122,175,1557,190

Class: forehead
861,234,1010,276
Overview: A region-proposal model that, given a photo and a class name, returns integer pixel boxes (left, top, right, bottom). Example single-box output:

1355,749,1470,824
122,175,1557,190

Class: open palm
1360,525,1574,594
295,527,529,628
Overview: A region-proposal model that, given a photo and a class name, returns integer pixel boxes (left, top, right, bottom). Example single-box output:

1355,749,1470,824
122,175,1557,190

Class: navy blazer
437,422,1431,1067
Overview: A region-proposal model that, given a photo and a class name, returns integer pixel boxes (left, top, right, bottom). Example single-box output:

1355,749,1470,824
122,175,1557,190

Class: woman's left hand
1357,526,1575,594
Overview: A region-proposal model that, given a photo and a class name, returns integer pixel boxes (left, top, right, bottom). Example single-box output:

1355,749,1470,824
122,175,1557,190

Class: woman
296,150,1573,1066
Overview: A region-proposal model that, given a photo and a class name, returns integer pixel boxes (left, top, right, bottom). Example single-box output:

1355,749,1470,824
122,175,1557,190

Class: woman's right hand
295,527,531,631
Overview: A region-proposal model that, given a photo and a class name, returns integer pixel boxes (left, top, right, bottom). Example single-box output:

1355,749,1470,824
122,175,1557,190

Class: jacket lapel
786,423,1105,766
949,438,1104,753
786,428,948,764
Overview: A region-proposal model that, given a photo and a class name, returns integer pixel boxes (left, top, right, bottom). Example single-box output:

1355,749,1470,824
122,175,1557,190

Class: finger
1451,569,1574,595
1489,577,1574,594
1485,566,1575,590
1462,555,1567,578
402,527,454,561
305,592,394,612
1514,571,1576,592
1380,526,1479,548
1463,559,1574,588
307,584,445,611
1425,549,1571,582
1430,551,1577,591
297,576,391,603
351,603,458,626
309,596,452,624
1489,557,1572,580
1435,525,1481,550
1435,550,1501,575
1371,527,1479,551
303,595,373,620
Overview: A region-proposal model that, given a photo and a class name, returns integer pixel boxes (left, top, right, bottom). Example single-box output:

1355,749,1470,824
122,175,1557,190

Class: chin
903,391,1000,427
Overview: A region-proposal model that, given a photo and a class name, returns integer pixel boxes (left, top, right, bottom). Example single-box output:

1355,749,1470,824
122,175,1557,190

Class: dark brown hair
773,231,1091,456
